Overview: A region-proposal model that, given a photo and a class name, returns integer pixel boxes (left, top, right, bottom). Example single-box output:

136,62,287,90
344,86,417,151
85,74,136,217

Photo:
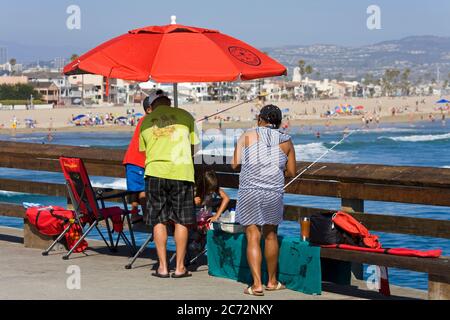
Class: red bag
26,206,88,253
26,206,74,236
332,211,381,249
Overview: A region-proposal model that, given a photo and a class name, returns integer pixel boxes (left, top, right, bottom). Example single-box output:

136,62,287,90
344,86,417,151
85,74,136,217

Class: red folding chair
58,157,136,260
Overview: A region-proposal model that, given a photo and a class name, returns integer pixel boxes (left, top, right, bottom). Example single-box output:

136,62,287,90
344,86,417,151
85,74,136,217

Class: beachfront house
32,81,60,104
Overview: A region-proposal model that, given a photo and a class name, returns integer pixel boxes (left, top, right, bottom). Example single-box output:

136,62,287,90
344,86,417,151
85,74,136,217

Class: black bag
309,212,358,246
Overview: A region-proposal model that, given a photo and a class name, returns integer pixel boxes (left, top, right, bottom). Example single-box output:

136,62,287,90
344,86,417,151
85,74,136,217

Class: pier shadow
321,282,424,300
59,244,208,272
0,233,23,244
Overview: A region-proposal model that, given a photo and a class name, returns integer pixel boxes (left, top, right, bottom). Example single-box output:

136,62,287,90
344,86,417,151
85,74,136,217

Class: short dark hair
259,104,282,129
152,96,171,108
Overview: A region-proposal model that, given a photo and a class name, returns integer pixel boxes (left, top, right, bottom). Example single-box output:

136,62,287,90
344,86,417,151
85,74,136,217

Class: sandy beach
0,96,447,134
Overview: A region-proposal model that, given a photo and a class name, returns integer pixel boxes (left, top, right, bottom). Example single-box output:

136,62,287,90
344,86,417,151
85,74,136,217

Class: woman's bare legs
263,225,280,288
245,225,263,292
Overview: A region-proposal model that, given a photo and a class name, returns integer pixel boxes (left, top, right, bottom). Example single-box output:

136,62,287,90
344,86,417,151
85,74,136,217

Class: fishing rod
284,129,357,190
196,93,268,123
193,91,358,185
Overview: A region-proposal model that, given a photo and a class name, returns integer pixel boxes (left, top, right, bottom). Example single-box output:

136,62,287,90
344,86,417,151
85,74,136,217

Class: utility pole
81,74,85,106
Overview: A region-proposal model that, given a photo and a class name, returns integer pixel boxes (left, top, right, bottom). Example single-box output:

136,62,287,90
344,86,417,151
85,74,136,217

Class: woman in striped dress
231,105,296,296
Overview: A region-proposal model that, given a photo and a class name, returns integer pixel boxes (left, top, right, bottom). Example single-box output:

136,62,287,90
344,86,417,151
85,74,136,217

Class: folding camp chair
125,228,153,269
54,157,136,260
125,223,207,270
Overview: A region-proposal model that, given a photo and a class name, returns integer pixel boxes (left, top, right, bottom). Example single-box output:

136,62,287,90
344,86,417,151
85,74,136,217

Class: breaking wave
91,178,127,190
380,133,450,142
295,142,349,162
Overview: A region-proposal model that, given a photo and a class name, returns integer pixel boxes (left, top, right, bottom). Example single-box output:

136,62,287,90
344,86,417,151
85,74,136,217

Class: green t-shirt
139,105,200,183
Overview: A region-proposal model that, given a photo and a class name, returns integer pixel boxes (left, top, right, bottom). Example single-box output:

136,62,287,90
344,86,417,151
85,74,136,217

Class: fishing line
195,95,264,146
196,94,267,123
284,129,357,190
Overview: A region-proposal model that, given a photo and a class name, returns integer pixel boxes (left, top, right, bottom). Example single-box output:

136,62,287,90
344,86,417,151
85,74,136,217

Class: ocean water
0,120,449,291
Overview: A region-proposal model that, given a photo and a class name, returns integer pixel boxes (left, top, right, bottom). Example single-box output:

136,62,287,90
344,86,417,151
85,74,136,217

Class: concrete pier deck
0,227,427,300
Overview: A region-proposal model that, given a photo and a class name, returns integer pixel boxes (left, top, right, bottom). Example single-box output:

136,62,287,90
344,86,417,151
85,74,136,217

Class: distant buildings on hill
0,60,448,106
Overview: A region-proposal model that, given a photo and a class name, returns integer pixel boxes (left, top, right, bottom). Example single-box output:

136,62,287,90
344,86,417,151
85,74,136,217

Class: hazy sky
1,0,449,49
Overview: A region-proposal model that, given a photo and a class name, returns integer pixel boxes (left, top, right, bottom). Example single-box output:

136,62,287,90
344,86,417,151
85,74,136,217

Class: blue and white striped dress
236,126,291,226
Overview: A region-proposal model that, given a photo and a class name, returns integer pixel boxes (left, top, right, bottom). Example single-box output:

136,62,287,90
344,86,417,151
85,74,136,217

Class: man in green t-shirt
139,93,200,279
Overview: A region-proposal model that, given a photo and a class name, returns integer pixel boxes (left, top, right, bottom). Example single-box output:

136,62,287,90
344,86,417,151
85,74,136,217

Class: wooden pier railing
0,140,449,299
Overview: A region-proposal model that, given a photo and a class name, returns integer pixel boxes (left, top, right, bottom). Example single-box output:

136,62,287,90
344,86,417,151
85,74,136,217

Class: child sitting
186,169,230,266
194,169,230,223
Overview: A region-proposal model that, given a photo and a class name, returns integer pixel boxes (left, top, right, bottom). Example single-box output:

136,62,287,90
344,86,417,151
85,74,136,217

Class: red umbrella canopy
64,24,287,83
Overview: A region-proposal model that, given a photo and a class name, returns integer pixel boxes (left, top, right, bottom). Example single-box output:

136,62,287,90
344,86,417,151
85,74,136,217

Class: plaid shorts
145,176,196,226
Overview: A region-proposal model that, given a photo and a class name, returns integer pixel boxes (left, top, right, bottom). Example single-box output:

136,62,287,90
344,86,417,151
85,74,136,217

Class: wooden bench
321,247,450,300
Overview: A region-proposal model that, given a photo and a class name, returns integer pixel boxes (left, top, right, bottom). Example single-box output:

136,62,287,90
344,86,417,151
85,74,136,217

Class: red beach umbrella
64,20,286,85
356,105,364,110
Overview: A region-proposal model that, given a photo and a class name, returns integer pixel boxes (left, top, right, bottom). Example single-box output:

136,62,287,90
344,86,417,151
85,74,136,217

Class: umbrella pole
173,83,179,108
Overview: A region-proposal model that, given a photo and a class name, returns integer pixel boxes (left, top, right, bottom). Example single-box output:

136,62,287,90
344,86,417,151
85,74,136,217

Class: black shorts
145,176,196,226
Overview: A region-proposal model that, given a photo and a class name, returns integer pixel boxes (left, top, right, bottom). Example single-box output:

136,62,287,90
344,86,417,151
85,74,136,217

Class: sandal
244,286,264,296
265,282,286,291
171,270,192,278
151,270,170,278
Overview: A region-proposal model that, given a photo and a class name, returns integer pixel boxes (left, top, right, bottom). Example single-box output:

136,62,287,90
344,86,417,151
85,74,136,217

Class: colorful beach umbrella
72,114,87,121
436,99,449,104
63,18,287,106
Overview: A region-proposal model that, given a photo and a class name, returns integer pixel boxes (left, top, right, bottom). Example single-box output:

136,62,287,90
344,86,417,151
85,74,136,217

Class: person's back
239,127,290,193
140,105,198,183
231,104,296,296
139,96,199,279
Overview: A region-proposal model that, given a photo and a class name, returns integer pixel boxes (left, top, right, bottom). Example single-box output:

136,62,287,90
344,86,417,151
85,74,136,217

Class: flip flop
151,271,170,278
171,271,192,278
244,287,264,296
265,282,286,291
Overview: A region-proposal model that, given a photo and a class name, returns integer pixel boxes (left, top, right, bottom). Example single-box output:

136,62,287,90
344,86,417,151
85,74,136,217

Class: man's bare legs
153,222,169,275
173,223,189,275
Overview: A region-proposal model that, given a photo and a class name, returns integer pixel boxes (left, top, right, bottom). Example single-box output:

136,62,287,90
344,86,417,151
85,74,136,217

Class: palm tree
9,58,17,75
382,68,400,96
298,60,313,78
69,54,84,106
400,68,411,96
363,72,375,86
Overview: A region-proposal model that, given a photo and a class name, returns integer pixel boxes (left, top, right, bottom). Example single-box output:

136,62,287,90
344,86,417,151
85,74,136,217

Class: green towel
206,230,322,295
